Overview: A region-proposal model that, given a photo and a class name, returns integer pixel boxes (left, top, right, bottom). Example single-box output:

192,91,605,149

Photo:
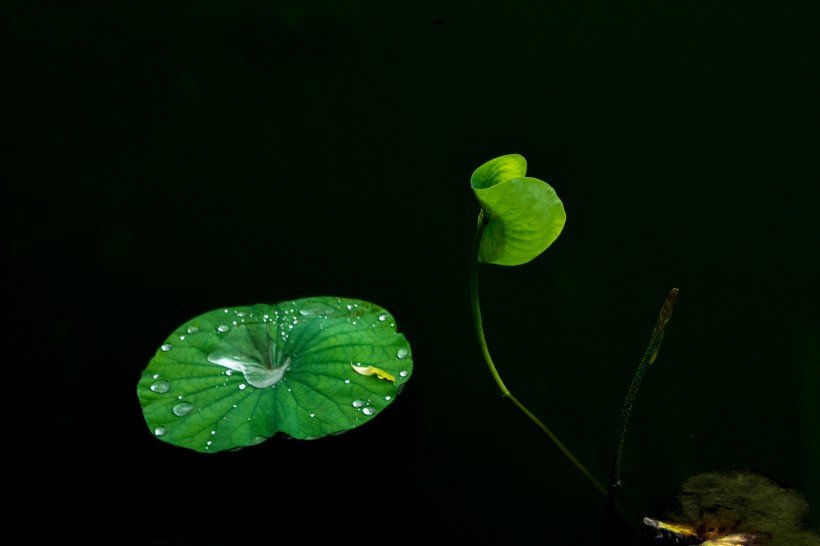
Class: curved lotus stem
470,216,607,497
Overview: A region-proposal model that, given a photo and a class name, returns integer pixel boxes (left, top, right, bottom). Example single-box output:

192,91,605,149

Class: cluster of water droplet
352,398,378,416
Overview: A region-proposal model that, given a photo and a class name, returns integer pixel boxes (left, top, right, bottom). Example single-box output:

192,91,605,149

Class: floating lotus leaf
137,297,413,453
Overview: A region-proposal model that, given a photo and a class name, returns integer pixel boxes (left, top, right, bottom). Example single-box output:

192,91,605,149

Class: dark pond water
5,2,818,544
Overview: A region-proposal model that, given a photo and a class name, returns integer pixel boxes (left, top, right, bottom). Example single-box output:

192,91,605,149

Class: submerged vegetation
644,469,820,545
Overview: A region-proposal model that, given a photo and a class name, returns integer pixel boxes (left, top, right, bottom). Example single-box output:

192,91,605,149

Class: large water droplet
207,323,291,388
217,324,230,333
173,402,193,416
187,325,199,334
154,427,166,436
208,351,289,389
362,407,376,416
352,399,366,408
397,348,409,359
150,379,171,393
161,344,173,352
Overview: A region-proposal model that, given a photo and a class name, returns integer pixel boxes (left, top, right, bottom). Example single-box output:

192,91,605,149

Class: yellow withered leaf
351,363,396,383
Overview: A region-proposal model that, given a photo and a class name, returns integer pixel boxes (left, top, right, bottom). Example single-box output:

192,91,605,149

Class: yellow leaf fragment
643,518,699,540
351,363,395,383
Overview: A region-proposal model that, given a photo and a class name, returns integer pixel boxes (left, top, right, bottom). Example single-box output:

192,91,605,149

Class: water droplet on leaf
173,401,193,416
150,380,170,393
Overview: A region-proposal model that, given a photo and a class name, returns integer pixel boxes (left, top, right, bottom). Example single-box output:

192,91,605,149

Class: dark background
4,1,818,544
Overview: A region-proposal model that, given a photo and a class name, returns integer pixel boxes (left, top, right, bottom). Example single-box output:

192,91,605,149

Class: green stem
469,213,607,497
607,288,679,501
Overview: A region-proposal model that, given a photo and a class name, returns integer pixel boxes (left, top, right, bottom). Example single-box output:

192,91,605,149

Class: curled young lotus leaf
471,153,566,265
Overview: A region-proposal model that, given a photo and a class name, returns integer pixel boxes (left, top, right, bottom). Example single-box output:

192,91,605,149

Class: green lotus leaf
136,297,413,453
471,154,566,265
